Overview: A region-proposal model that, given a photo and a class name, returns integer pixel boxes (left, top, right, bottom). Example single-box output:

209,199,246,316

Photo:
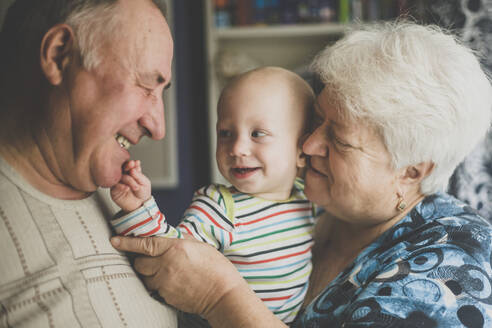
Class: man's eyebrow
139,71,169,87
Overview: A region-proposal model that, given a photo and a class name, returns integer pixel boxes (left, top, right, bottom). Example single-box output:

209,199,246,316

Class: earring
397,196,407,212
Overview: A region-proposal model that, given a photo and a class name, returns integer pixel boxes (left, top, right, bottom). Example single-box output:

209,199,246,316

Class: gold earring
397,196,407,211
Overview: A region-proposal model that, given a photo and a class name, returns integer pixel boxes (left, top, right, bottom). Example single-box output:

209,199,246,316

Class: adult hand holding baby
111,235,286,328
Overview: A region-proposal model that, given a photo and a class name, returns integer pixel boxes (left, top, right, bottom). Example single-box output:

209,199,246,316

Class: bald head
218,66,314,137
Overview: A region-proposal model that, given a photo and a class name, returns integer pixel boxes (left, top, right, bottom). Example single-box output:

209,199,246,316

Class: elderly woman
112,22,492,327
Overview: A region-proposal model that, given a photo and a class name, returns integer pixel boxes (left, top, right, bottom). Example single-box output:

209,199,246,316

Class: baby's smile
231,167,260,178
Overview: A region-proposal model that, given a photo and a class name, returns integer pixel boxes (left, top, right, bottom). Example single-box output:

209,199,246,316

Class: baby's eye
251,130,267,138
218,129,231,138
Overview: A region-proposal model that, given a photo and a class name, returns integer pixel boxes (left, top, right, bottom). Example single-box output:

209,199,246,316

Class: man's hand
110,236,242,316
111,236,287,327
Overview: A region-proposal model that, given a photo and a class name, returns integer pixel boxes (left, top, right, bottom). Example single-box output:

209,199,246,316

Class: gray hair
65,0,168,70
0,0,167,75
311,21,492,195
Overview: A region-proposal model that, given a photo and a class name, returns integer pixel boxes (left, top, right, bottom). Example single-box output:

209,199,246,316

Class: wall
0,0,14,24
152,0,211,226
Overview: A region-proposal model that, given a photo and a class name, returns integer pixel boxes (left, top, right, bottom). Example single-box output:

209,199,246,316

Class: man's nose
230,136,250,157
139,96,166,140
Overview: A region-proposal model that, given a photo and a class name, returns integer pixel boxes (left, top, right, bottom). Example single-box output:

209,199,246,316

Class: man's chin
91,165,123,189
98,175,122,189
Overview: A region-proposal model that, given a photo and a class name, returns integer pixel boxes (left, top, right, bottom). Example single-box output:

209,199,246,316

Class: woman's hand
111,236,286,327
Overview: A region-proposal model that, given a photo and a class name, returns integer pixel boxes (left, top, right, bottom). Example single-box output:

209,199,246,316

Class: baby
110,66,320,324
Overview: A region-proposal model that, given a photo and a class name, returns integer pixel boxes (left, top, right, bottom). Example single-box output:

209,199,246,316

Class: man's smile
115,134,131,150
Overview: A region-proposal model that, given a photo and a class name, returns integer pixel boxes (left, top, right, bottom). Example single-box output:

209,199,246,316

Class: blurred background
1,0,491,225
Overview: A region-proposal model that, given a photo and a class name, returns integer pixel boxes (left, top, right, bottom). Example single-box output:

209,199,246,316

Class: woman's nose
303,127,328,157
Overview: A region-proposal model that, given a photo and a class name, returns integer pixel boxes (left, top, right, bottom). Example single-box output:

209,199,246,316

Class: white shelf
215,23,348,39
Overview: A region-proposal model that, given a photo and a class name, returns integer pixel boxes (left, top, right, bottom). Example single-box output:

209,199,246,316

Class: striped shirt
111,178,320,323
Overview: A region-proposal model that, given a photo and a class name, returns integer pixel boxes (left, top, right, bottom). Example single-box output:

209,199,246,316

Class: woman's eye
218,130,231,138
327,126,350,148
251,131,266,138
334,138,350,148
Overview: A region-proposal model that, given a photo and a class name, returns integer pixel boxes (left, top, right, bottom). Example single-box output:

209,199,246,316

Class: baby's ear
296,148,306,168
296,133,309,168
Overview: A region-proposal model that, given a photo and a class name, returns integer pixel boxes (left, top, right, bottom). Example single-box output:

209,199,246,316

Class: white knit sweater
0,157,176,327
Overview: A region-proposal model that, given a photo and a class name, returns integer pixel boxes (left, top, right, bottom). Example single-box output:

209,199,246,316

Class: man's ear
40,24,75,86
398,161,435,186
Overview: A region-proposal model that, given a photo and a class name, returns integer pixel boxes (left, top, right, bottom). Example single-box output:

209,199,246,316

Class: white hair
65,0,167,71
311,21,492,195
65,2,122,70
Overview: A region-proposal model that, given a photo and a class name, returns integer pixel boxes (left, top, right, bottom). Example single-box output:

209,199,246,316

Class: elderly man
0,0,176,326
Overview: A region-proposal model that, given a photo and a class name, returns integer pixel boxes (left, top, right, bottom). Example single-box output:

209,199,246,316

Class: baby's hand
111,160,152,213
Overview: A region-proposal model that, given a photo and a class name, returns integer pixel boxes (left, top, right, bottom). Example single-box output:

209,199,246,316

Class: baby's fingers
110,183,130,200
130,168,150,186
121,174,141,191
134,160,142,173
123,160,137,172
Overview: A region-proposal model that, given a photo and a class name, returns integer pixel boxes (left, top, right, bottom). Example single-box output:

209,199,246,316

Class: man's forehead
126,5,173,87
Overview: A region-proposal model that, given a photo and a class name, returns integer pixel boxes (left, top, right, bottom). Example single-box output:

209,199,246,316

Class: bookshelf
215,23,347,38
204,0,422,183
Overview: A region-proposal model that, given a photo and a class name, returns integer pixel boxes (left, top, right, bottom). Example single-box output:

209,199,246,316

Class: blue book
254,0,267,24
281,0,299,24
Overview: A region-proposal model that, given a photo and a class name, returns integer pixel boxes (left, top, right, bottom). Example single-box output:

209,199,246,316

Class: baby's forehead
234,70,312,101
238,68,303,89
218,67,313,122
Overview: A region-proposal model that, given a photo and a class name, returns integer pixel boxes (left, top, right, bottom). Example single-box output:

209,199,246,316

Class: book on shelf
213,0,426,28
214,0,338,27
338,0,349,23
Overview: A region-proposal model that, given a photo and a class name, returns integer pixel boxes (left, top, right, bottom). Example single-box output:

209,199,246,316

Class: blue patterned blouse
292,192,492,328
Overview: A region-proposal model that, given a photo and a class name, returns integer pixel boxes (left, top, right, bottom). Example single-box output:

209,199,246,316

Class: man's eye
142,86,154,96
218,130,231,138
251,131,266,138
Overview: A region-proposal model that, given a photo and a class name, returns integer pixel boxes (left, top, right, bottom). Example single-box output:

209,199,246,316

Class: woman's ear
40,24,75,86
399,161,435,186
